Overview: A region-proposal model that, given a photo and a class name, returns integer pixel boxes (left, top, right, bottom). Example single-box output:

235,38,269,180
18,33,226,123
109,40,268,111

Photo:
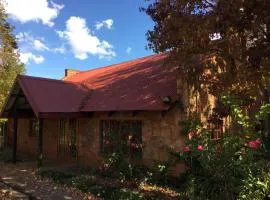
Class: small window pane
100,120,142,158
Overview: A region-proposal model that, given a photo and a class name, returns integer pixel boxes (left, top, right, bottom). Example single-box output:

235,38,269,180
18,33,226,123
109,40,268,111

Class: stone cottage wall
7,108,186,169
77,108,185,168
7,118,60,160
17,119,37,157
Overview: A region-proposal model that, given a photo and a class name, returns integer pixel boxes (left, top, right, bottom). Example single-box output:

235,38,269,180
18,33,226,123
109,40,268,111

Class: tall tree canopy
144,0,270,101
0,0,24,111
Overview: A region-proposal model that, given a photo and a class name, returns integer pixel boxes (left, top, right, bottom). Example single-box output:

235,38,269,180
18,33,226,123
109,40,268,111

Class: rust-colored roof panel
65,54,178,111
18,75,88,113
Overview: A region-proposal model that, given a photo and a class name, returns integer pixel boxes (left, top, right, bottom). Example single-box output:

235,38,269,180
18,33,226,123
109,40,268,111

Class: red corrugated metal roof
18,75,88,114
65,54,178,111
1,54,178,116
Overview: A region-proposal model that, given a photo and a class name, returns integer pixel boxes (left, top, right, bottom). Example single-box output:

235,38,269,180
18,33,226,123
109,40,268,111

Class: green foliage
71,176,144,200
151,161,170,185
36,168,169,200
172,97,270,199
239,170,270,200
0,0,24,111
143,0,270,98
99,152,133,180
221,95,252,129
98,153,177,187
37,168,75,184
256,103,270,120
178,132,265,199
181,119,201,135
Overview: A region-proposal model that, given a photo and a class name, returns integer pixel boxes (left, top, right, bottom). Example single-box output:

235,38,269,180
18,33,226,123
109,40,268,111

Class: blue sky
5,0,154,79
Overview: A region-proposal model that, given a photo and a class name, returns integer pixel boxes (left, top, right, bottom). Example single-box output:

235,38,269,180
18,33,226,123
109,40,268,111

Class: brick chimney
64,69,80,79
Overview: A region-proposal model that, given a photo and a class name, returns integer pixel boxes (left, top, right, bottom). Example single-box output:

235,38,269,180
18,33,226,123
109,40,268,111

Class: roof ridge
73,53,165,77
19,75,80,85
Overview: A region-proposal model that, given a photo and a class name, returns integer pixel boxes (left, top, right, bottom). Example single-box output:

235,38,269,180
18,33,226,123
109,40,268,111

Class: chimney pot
64,69,80,79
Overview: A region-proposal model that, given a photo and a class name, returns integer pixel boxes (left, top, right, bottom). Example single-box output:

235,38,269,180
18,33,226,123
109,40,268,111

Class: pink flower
183,146,190,152
248,138,261,149
197,145,203,151
255,138,261,145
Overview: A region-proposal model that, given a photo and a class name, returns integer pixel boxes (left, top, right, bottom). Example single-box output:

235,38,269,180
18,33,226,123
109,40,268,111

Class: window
29,119,39,137
58,119,77,159
100,120,142,158
0,122,7,149
208,118,223,140
58,119,66,153
0,122,7,137
69,119,77,158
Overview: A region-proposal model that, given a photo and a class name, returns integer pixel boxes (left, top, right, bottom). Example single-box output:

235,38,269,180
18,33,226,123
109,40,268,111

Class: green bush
98,152,135,180
71,175,144,199
37,168,75,184
239,169,270,200
173,98,270,199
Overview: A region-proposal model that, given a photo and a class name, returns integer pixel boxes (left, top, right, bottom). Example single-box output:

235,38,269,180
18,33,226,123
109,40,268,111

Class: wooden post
263,89,270,138
3,121,8,149
37,119,44,168
12,118,18,164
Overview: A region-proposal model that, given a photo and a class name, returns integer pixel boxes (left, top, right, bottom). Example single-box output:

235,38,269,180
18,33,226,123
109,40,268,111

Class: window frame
100,119,143,159
28,119,38,137
208,119,223,140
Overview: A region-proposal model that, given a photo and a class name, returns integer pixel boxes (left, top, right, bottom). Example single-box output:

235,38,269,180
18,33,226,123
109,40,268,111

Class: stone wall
77,109,185,168
7,108,185,170
17,119,37,156
8,119,60,160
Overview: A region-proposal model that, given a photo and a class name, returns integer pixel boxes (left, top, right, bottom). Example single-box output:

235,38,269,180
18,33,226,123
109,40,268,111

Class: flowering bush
175,131,266,199
173,97,270,199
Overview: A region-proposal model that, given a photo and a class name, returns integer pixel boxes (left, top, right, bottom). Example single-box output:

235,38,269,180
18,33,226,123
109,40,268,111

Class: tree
0,0,24,111
143,0,269,103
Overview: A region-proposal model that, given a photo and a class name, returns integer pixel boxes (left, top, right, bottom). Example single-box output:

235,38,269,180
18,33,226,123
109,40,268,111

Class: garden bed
36,167,184,200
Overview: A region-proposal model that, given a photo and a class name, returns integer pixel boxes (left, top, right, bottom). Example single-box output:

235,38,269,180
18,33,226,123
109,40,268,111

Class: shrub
150,161,170,185
239,169,270,200
173,98,270,199
37,168,75,184
71,175,144,199
98,152,135,180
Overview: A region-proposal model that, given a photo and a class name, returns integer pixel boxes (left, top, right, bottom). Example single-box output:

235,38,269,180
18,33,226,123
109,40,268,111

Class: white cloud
5,0,64,27
126,47,132,54
16,32,33,42
33,40,49,51
95,19,114,30
56,30,65,39
16,32,49,52
20,52,45,64
53,46,65,54
57,16,116,60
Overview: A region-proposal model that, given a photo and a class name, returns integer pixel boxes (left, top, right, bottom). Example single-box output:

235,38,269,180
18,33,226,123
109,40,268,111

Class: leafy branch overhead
143,0,270,98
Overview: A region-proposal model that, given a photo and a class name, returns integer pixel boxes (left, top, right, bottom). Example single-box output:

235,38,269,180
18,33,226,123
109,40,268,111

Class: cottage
0,54,217,169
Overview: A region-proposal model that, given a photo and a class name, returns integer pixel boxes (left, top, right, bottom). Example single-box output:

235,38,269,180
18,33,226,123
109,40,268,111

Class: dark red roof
1,54,178,117
65,54,178,111
18,75,88,114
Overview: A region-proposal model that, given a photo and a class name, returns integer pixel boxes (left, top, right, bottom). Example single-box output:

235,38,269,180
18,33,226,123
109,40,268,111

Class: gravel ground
0,162,98,200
